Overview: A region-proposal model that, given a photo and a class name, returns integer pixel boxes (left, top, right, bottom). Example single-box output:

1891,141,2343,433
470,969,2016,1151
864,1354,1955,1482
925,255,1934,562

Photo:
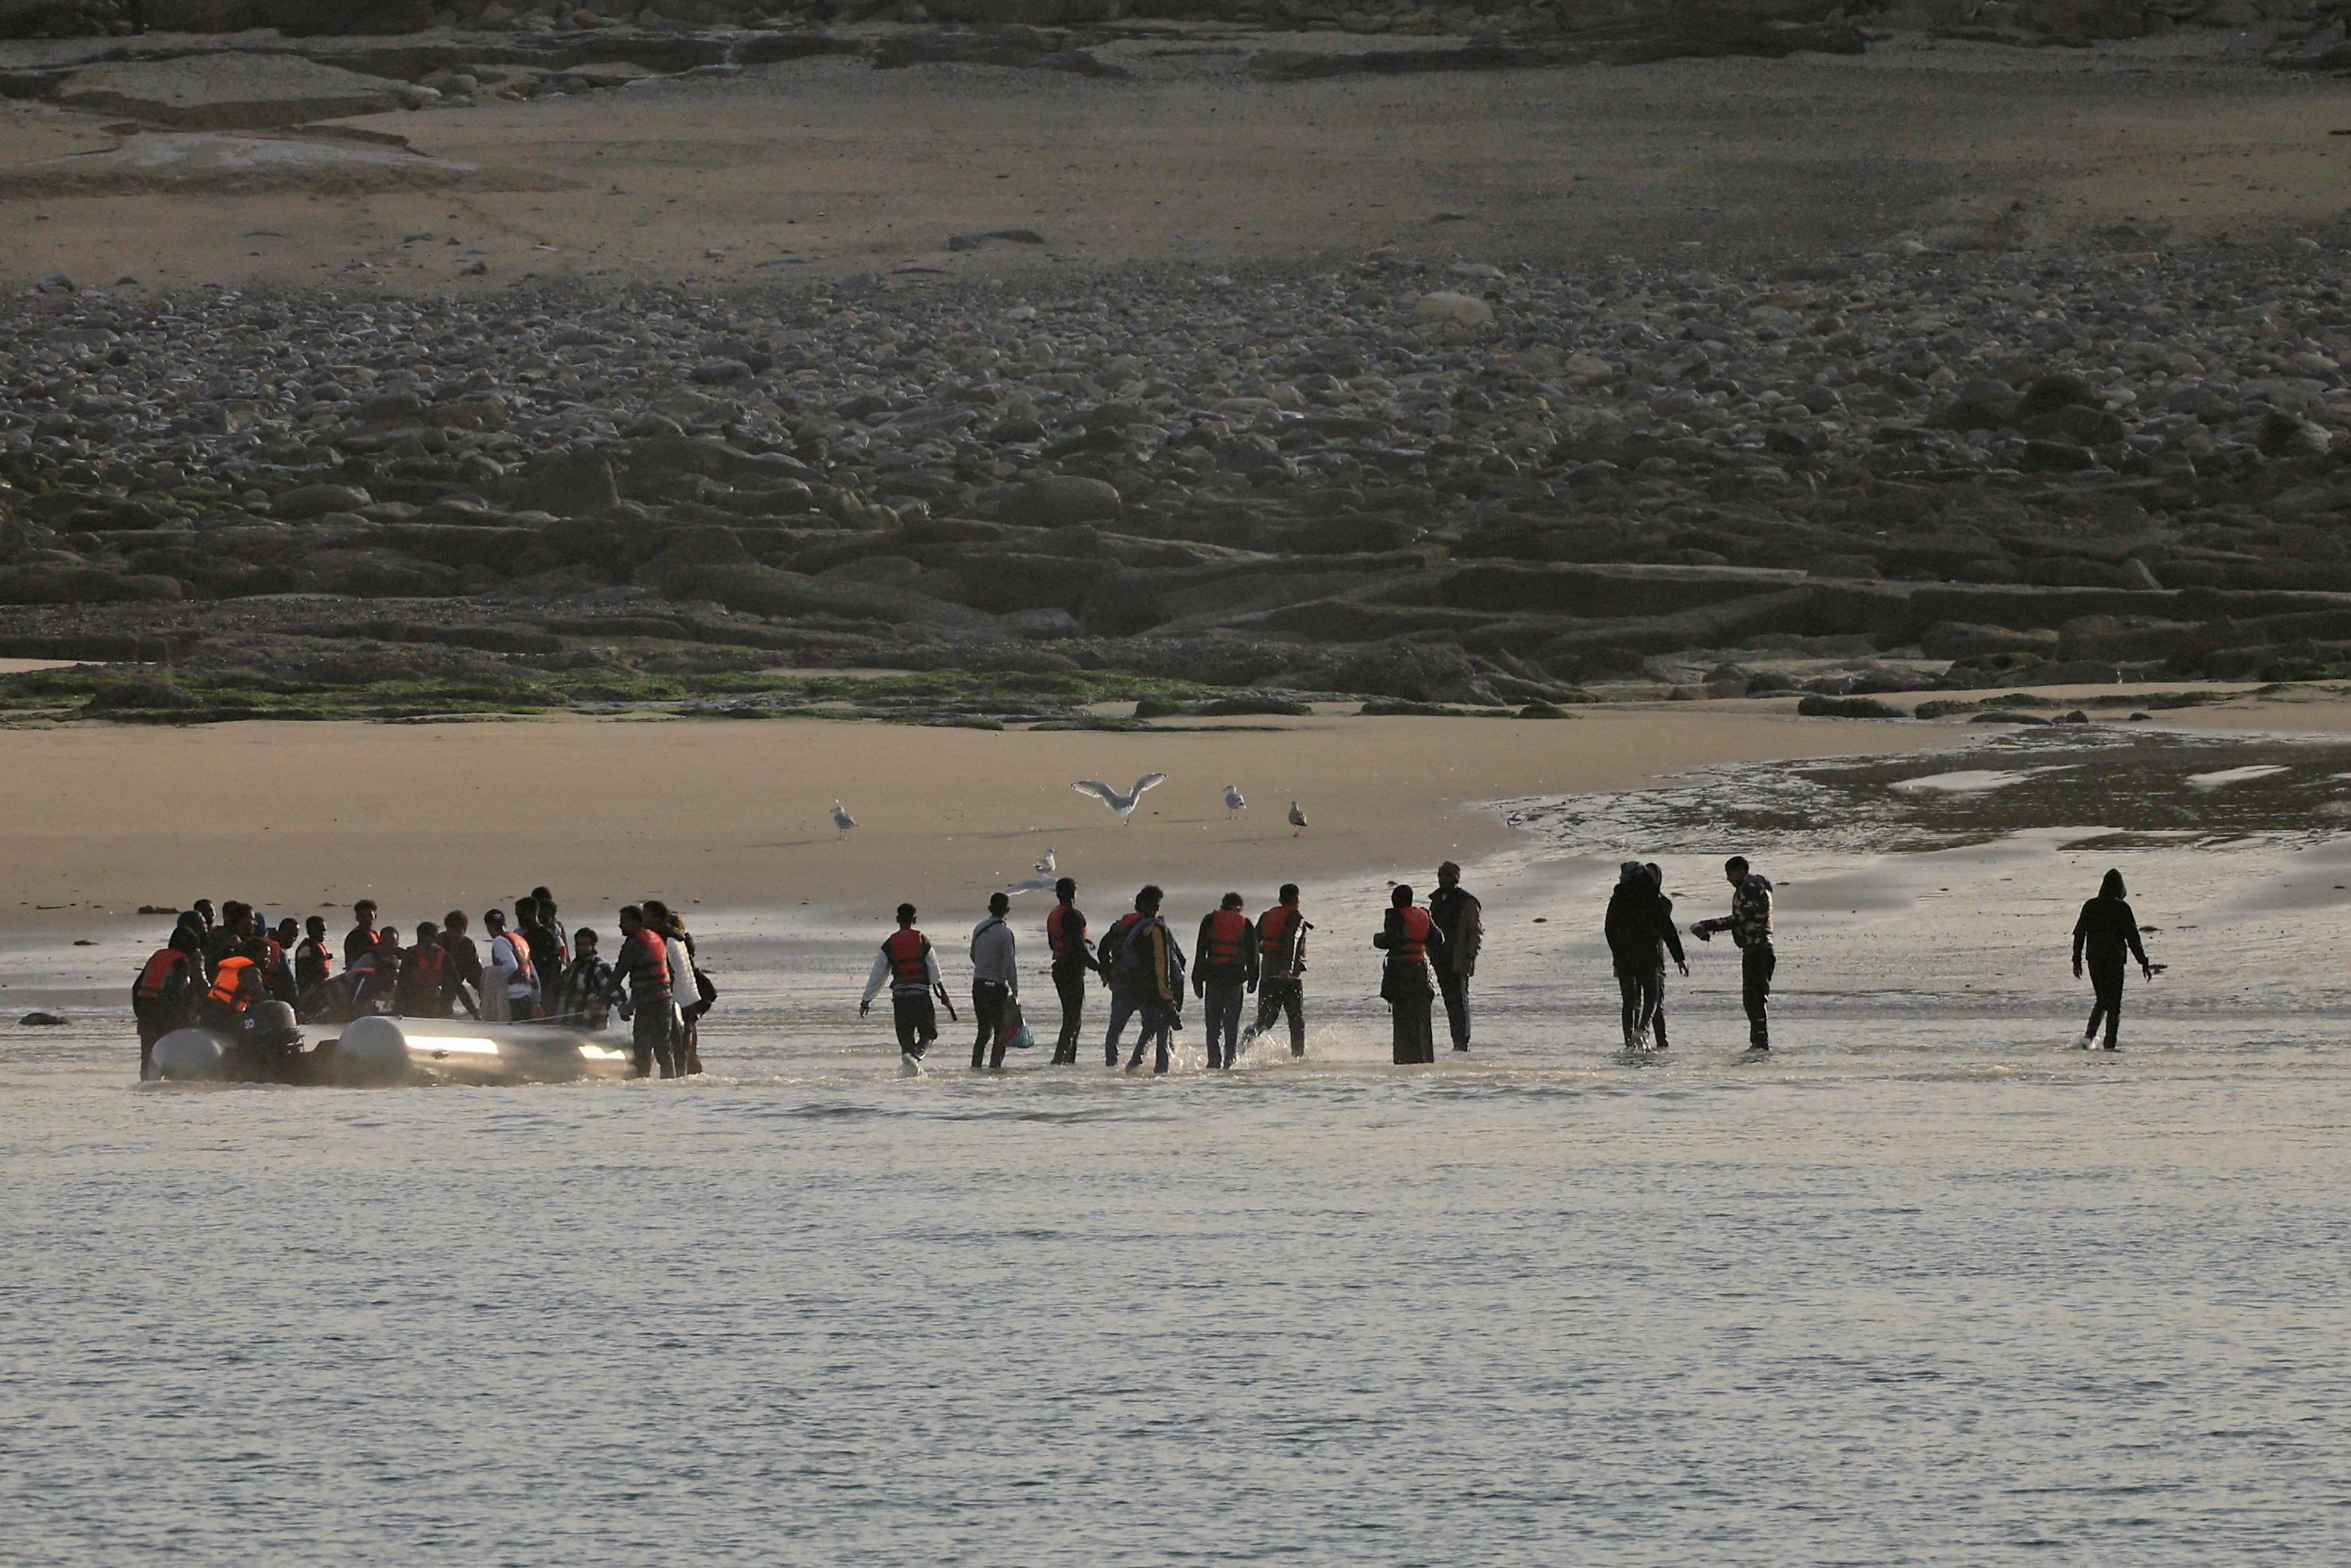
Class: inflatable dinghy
151,1010,633,1087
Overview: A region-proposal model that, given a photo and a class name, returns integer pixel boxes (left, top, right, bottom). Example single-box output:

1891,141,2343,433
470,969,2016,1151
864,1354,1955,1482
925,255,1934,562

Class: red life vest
136,947,189,1000
1259,906,1300,955
883,928,930,987
630,926,673,991
207,954,259,1011
1204,908,1250,969
1046,904,1084,961
1392,906,1433,964
407,943,450,991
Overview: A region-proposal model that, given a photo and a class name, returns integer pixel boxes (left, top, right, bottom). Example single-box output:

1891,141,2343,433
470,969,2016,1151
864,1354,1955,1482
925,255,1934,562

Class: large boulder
512,450,622,518
55,57,409,131
0,567,182,605
0,0,85,39
1000,475,1121,529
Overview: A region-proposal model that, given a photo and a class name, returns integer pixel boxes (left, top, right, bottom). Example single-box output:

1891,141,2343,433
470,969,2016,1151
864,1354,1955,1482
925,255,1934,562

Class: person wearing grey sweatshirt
969,891,1020,1070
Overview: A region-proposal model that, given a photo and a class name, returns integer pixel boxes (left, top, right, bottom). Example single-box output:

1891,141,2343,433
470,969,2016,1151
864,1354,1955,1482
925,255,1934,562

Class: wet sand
0,705,1967,934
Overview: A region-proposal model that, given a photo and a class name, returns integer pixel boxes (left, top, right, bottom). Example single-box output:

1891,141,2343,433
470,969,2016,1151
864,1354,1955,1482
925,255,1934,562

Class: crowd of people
862,860,1489,1074
128,856,2160,1080
131,887,719,1081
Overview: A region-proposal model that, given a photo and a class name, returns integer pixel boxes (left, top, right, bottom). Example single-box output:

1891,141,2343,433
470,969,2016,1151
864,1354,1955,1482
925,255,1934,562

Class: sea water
6,727,2348,1564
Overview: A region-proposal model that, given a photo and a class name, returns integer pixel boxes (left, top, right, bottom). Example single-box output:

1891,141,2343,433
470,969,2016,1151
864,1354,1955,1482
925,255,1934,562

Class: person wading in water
2072,868,2153,1050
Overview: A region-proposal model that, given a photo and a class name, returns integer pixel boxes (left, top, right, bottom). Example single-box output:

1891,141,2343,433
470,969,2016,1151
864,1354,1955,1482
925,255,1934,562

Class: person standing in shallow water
1427,861,1483,1052
1690,855,1775,1051
1045,878,1096,1066
1374,884,1448,1065
2072,868,2153,1050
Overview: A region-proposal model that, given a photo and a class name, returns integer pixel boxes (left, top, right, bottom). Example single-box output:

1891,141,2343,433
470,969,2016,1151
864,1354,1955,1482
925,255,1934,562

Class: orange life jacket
883,927,930,987
1203,907,1250,969
136,946,189,1000
497,930,535,985
1046,904,1085,961
407,943,450,992
1392,906,1433,964
1259,906,1301,956
207,954,260,1011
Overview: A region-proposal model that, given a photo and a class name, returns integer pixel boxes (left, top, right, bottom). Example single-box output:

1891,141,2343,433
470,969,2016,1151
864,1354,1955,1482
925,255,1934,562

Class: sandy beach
2,704,1971,930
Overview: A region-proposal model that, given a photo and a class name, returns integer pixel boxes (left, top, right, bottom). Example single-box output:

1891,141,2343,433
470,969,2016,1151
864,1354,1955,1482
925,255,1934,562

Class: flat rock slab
0,131,472,195
53,56,407,130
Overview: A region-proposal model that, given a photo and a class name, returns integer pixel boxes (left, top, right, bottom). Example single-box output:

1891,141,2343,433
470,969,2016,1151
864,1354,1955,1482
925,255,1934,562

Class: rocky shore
3,240,2349,723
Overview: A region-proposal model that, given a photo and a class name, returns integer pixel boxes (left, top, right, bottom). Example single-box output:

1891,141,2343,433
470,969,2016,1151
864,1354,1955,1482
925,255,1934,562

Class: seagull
1033,846,1058,876
1074,773,1165,825
1005,875,1059,897
1288,801,1308,837
830,801,856,841
1222,784,1247,819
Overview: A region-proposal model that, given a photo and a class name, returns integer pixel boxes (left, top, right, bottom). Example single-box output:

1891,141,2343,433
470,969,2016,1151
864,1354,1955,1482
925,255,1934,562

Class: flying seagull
1074,773,1166,825
831,801,856,841
1033,846,1058,876
1288,801,1308,837
1222,784,1247,819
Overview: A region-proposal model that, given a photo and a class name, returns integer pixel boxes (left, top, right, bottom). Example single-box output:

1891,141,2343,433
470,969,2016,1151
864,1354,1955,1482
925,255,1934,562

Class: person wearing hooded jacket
1605,861,1686,1051
2072,868,2153,1050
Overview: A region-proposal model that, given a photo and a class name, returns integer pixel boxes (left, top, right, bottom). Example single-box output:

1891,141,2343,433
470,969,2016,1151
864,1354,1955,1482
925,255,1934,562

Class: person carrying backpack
1120,884,1184,1075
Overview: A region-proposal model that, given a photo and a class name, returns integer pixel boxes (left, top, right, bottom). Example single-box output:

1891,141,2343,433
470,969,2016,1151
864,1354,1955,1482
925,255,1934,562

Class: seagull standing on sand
1223,785,1247,820
1288,801,1308,837
1074,773,1166,825
1034,846,1058,876
831,801,857,841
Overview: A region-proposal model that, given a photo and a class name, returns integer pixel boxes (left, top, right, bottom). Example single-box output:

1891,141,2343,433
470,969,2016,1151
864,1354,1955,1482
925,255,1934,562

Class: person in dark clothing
607,903,678,1078
1643,864,1684,1050
439,909,485,1019
1191,891,1260,1069
1691,856,1776,1051
1241,884,1311,1058
1374,884,1448,1064
1119,886,1182,1075
399,922,456,1017
1604,861,1687,1051
1097,900,1149,1068
344,899,380,968
131,925,204,1079
1044,878,1098,1065
518,895,565,1000
2072,868,2153,1050
294,915,333,999
1427,862,1484,1052
204,900,251,973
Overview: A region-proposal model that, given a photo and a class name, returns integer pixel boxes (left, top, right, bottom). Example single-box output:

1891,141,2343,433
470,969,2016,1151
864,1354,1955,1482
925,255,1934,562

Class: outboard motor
227,1001,306,1082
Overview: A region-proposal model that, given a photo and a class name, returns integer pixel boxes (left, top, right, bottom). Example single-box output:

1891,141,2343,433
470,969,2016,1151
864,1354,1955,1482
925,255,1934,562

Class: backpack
1116,915,1184,994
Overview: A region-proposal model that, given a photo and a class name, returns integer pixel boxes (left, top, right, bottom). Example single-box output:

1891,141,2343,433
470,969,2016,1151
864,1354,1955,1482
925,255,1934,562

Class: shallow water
8,727,2350,1565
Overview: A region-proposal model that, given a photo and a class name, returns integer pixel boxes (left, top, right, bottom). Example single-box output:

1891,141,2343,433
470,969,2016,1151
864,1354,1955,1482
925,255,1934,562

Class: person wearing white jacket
969,891,1019,1071
644,899,700,1075
483,907,539,1023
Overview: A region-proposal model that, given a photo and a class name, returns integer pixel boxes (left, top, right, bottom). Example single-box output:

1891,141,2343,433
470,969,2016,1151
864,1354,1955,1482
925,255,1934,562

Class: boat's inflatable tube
337,1016,634,1086
150,1017,631,1086
151,1027,229,1082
